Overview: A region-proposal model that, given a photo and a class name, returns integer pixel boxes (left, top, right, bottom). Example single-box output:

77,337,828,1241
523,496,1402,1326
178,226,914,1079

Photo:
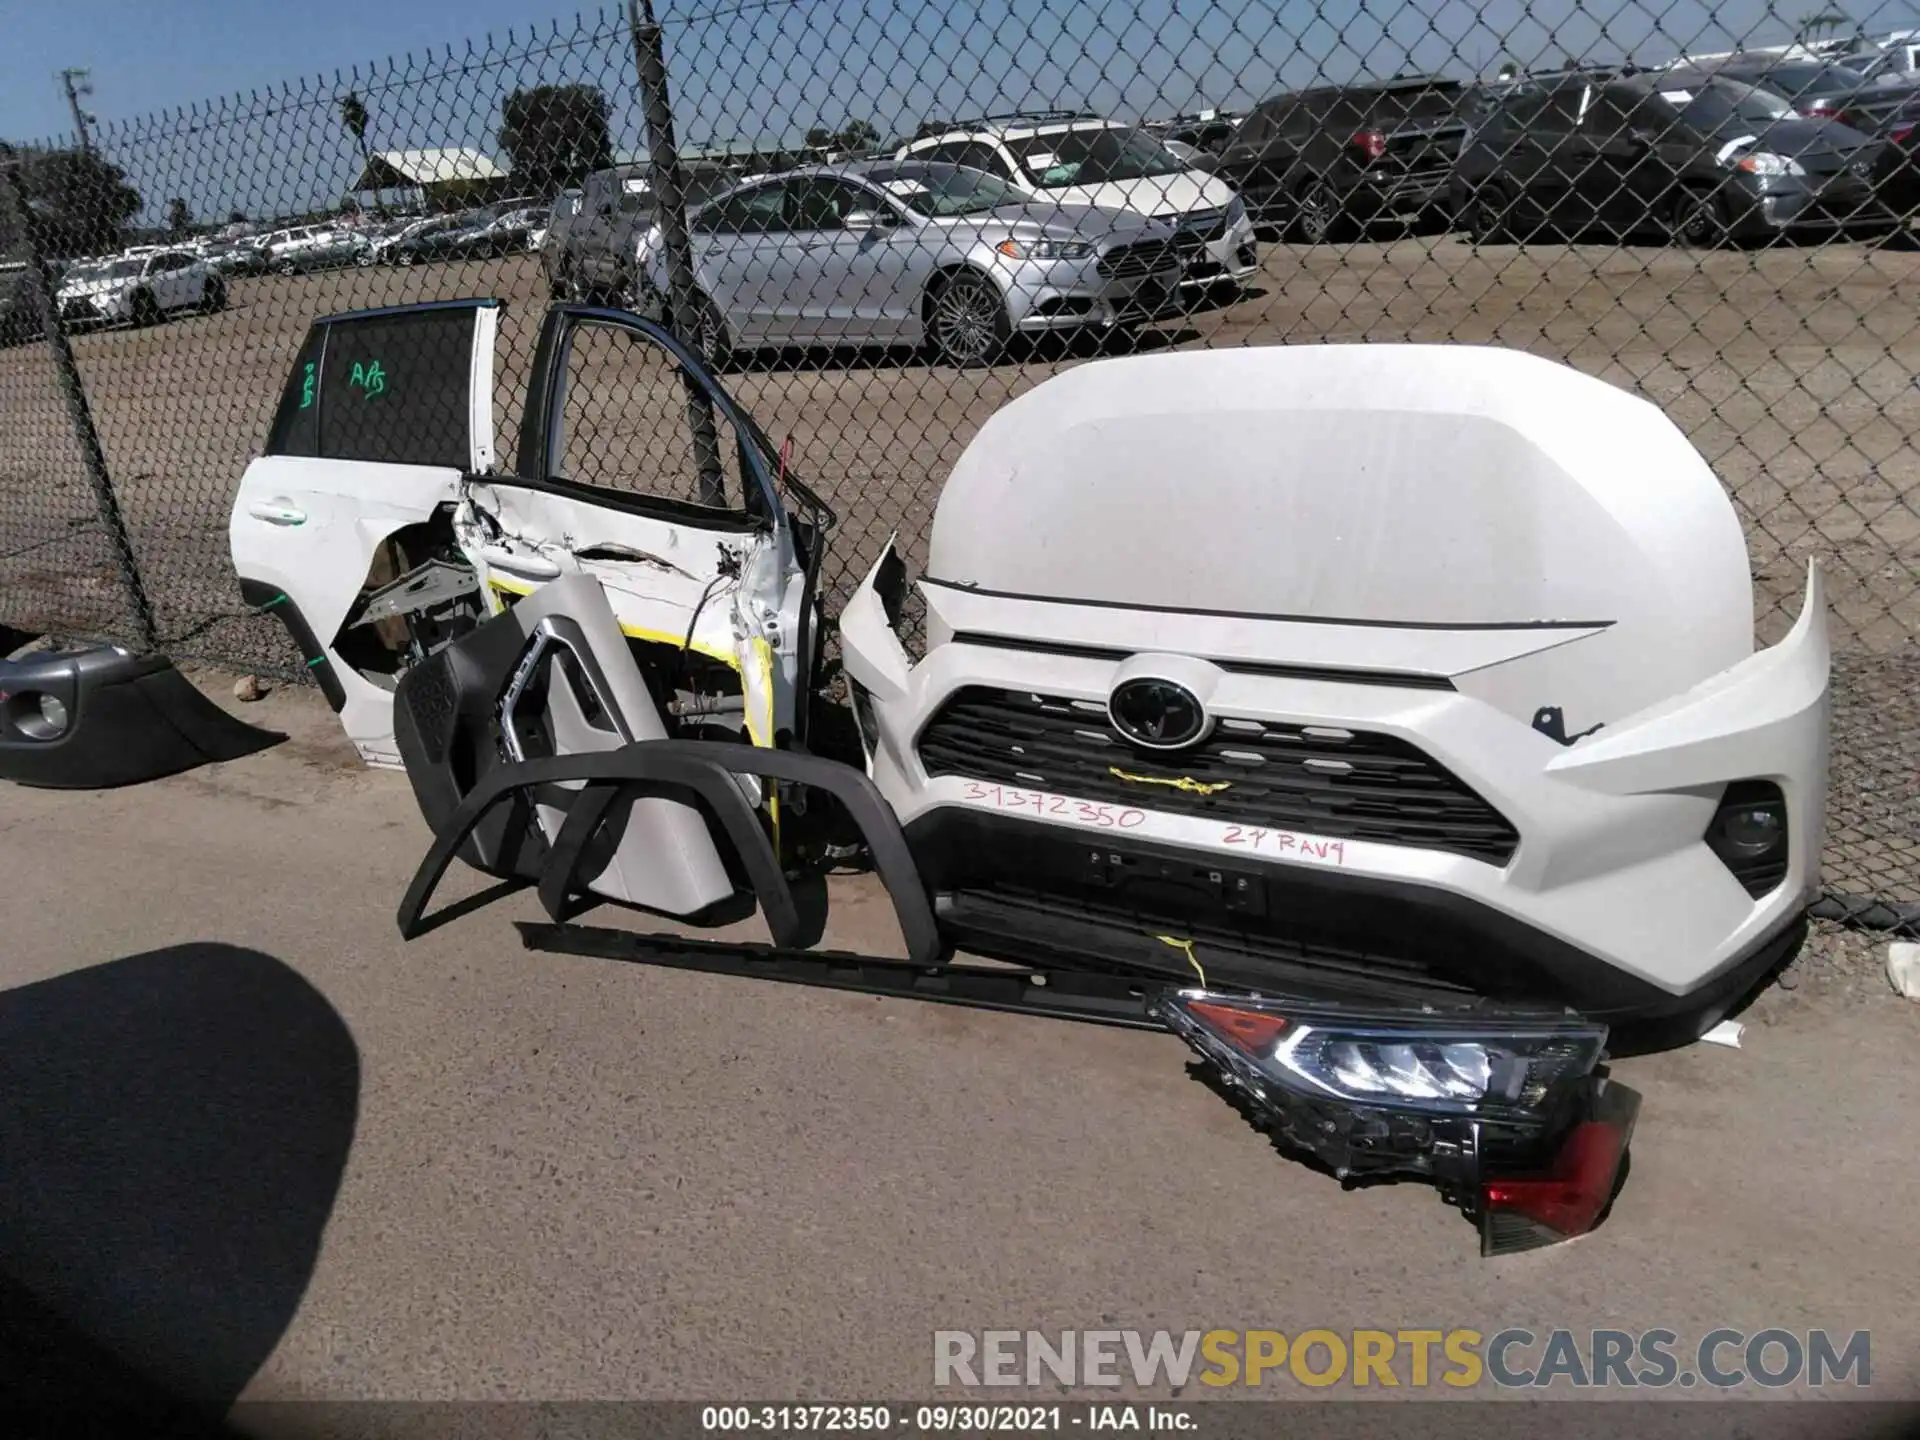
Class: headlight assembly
1736,152,1806,177
1157,990,1607,1121
995,237,1095,261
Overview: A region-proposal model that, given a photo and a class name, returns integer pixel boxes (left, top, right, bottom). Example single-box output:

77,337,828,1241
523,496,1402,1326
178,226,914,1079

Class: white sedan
55,249,227,328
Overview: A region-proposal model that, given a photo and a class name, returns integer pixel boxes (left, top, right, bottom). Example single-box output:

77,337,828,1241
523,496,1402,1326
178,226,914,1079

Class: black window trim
518,303,790,533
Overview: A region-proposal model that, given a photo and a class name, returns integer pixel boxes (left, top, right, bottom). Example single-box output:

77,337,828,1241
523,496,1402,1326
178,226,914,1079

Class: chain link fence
0,0,1915,916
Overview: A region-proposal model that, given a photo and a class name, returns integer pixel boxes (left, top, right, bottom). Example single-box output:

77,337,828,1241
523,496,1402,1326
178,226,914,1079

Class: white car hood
1040,169,1235,219
927,344,1759,722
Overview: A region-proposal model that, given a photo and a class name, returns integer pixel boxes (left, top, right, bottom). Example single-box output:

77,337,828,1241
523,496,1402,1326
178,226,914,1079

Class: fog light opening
1705,780,1790,898
4,689,70,742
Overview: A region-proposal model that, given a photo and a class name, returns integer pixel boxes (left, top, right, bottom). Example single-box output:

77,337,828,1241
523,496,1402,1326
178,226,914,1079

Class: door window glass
551,319,762,516
264,306,479,468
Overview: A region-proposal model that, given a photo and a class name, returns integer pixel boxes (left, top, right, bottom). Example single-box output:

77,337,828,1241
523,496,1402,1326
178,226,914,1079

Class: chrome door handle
246,500,307,525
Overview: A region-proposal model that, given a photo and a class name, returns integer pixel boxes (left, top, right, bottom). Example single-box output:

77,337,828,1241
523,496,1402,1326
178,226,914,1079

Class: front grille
60,298,96,321
918,686,1520,864
1097,239,1179,278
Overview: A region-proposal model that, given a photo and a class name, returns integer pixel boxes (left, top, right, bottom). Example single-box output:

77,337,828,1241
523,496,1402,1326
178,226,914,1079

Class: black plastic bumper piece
394,738,947,969
904,807,1809,1029
0,643,281,789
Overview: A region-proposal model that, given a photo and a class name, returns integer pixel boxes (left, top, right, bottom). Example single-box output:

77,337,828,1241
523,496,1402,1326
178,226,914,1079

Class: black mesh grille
917,687,1521,864
1096,240,1179,277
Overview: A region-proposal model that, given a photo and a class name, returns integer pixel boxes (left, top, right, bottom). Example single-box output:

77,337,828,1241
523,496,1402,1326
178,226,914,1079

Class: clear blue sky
1,0,1879,223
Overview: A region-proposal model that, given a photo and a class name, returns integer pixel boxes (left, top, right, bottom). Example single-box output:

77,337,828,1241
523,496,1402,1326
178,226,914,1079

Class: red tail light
1351,129,1388,161
1479,1081,1640,1255
1890,124,1916,144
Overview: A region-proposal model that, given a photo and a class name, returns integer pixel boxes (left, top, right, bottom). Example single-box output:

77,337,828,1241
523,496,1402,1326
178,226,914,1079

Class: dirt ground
0,677,1916,1417
1,233,1917,901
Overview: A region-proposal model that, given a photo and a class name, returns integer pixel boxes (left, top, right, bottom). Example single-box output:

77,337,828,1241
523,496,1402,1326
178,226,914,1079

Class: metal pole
0,150,159,651
58,69,96,153
627,0,726,507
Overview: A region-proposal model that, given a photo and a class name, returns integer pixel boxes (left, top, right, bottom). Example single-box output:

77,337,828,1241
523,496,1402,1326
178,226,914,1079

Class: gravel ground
1,233,1917,902
1754,918,1902,1014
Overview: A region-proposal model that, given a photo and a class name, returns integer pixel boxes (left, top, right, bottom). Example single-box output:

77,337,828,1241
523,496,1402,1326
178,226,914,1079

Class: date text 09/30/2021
701,1406,1193,1433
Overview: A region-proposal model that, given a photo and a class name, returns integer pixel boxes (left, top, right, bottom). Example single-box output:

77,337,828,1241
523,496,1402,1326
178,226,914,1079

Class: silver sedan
640,161,1184,366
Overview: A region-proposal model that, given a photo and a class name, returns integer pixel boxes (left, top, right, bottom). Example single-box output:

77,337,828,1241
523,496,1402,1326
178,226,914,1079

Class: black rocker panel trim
239,579,346,712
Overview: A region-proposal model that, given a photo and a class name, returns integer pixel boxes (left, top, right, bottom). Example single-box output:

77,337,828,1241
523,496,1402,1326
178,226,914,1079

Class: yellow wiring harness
1156,934,1206,988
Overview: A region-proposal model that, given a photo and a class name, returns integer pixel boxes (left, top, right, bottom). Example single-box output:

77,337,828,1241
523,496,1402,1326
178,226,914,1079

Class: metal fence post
0,149,159,652
627,0,726,507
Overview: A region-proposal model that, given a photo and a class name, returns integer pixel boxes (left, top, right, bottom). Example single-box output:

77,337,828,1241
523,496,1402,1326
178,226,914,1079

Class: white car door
378,304,824,919
478,305,820,773
231,297,822,844
230,299,500,766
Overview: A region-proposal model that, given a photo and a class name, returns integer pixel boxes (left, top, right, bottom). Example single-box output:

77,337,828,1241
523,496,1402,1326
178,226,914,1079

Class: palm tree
339,92,387,217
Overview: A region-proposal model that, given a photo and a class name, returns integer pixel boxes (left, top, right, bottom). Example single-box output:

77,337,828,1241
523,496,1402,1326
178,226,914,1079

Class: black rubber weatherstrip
918,576,1616,633
396,739,946,966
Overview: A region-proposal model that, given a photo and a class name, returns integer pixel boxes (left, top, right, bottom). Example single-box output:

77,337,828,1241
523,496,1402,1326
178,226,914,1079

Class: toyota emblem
1108,678,1210,751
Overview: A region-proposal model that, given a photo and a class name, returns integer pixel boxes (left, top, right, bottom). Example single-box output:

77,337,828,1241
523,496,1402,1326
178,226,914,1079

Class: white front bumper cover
841,551,1829,1023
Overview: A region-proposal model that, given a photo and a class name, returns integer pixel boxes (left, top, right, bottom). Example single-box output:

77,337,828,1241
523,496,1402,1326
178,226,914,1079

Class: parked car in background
54,249,225,328
1452,69,1894,245
547,162,742,302
1865,91,1920,209
262,224,370,275
198,236,272,276
385,204,550,265
485,204,549,254
0,261,43,345
1147,110,1245,155
523,204,553,252
1674,55,1920,211
1204,75,1472,241
1841,33,1920,86
361,213,451,265
537,188,584,287
1689,54,1920,131
897,112,1257,288
370,213,470,265
638,160,1183,367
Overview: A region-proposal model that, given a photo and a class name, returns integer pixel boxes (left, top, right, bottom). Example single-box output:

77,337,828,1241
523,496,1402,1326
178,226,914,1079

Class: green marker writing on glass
348,360,387,398
299,360,316,409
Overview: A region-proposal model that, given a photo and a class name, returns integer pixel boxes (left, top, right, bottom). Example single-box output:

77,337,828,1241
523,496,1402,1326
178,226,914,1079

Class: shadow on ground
0,943,360,1434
